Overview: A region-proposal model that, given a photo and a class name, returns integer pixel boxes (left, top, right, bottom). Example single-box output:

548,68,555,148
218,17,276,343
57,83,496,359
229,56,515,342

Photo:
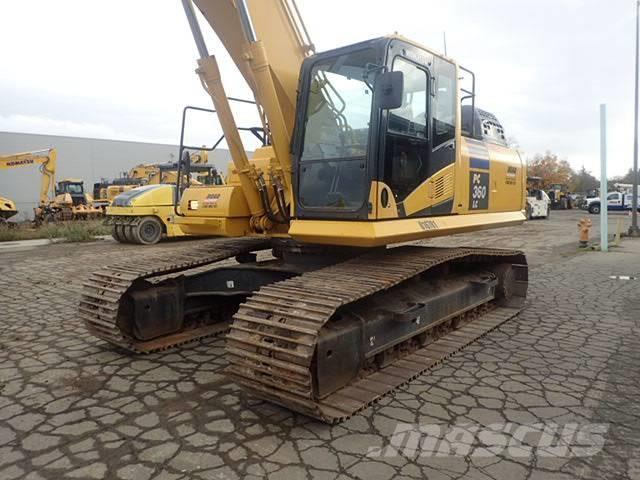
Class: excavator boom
0,149,57,206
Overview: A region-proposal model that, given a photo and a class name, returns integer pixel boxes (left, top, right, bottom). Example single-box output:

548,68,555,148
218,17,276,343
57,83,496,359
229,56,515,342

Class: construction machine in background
93,151,213,209
0,196,18,223
93,164,160,210
526,176,550,220
106,150,224,244
80,0,528,423
547,183,573,210
0,148,102,224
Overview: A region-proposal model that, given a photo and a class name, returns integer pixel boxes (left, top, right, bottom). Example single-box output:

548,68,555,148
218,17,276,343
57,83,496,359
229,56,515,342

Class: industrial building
0,131,231,220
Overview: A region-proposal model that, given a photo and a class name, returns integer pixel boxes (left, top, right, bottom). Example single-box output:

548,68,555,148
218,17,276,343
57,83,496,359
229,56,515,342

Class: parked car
587,192,640,214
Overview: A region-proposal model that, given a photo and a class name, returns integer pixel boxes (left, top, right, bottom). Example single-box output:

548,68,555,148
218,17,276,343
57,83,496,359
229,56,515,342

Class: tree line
527,152,636,193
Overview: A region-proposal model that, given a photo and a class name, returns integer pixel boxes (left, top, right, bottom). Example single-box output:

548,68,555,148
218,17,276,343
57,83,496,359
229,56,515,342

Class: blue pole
600,104,608,252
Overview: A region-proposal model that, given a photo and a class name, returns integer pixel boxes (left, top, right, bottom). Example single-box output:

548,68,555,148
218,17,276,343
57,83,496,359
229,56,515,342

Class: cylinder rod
181,0,209,59
237,0,257,42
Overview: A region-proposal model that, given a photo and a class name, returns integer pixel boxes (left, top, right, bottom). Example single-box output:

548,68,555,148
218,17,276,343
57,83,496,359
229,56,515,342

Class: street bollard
578,218,592,248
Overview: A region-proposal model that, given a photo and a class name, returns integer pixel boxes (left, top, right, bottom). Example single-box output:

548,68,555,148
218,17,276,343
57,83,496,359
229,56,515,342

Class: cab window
383,57,429,202
432,58,456,147
387,58,428,139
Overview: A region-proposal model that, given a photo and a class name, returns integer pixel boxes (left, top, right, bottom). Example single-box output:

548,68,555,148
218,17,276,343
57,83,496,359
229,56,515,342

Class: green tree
569,166,599,193
611,168,635,184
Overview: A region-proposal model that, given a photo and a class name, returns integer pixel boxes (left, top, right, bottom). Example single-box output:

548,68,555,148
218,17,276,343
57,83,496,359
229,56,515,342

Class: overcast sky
0,0,638,176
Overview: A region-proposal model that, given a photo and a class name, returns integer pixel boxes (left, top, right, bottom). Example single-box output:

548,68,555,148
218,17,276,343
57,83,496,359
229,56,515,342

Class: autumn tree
526,152,574,189
569,166,599,193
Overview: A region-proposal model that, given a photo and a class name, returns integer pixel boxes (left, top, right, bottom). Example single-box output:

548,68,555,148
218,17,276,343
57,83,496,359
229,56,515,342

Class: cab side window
387,58,428,139
383,57,429,202
432,58,456,147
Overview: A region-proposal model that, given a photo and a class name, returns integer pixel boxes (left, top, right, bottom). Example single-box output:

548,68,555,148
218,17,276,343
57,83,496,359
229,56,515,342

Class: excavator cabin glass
298,48,379,211
293,38,458,220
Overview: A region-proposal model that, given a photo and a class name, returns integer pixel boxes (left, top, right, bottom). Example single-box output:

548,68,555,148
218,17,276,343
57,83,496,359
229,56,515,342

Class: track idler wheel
491,263,525,308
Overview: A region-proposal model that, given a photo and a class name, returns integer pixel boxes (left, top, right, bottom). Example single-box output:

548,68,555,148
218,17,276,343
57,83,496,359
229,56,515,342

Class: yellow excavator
81,0,528,423
0,148,102,224
105,150,224,244
0,196,18,224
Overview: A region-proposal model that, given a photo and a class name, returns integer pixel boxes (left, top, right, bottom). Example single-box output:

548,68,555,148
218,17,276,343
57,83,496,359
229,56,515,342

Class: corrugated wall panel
0,131,232,220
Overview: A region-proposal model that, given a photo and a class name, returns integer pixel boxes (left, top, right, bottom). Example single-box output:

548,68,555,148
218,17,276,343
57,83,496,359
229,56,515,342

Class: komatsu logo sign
6,159,34,167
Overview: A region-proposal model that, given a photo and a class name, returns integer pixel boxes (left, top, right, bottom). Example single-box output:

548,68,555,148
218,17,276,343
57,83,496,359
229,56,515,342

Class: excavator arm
182,0,313,230
0,149,57,206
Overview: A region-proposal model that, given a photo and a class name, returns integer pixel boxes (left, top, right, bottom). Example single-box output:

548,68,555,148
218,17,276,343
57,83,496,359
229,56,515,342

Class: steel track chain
79,237,270,353
225,246,527,422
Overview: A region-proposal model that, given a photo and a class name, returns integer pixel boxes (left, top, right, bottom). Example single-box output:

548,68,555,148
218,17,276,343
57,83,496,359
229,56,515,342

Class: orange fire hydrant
578,218,592,248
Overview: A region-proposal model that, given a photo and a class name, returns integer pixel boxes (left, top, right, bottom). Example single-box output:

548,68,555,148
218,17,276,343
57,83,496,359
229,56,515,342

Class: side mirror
374,71,404,110
179,150,192,194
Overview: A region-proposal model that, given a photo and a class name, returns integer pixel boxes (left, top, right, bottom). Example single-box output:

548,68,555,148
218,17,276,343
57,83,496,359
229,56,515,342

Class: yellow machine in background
81,0,528,423
0,148,102,224
0,196,18,223
547,183,573,210
106,151,224,244
93,164,161,210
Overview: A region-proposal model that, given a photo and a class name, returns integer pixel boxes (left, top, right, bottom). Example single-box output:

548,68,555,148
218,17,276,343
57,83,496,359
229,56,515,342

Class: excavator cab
293,38,459,221
56,179,86,206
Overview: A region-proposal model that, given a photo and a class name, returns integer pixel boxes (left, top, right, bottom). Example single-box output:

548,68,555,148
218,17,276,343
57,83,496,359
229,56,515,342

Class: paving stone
21,432,59,451
67,462,107,479
268,441,301,465
246,435,282,456
348,461,397,480
301,446,339,470
268,465,308,480
117,464,155,480
53,420,98,436
136,412,160,428
1,213,638,480
169,451,224,471
7,413,45,431
0,427,16,447
139,442,179,463
205,418,234,433
332,434,382,455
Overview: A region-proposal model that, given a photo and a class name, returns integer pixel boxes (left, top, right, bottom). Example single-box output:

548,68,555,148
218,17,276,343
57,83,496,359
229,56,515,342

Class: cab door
379,56,430,217
428,57,457,203
607,192,621,210
378,54,457,218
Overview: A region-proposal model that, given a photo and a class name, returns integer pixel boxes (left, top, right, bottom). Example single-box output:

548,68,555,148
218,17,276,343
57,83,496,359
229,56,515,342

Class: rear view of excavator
80,0,528,422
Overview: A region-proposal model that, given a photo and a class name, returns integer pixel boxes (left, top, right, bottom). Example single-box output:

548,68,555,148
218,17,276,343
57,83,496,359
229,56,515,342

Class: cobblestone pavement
1,211,639,479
